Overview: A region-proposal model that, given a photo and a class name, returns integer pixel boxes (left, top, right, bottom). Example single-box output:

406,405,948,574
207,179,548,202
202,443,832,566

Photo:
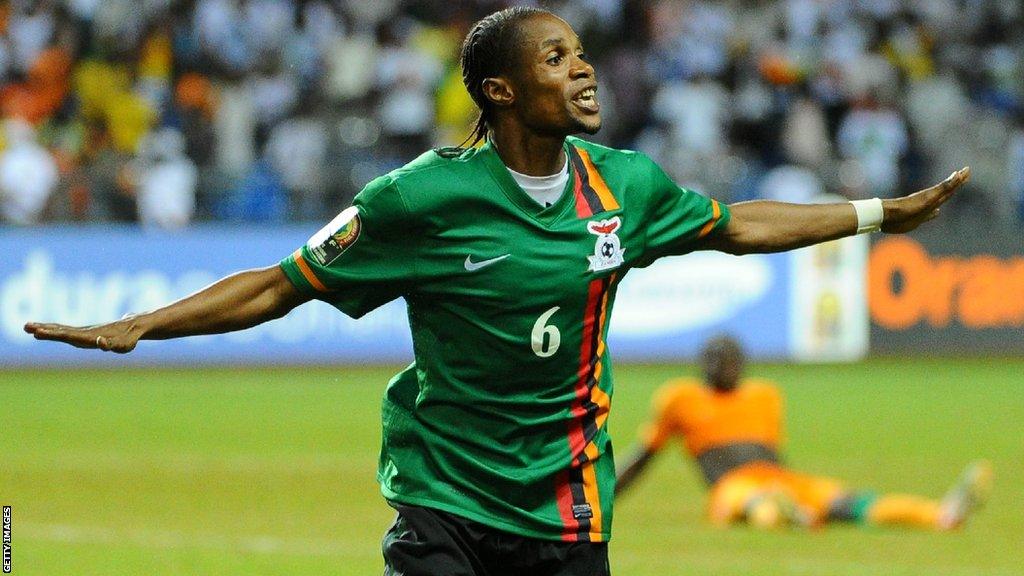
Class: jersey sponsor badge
587,216,625,272
306,206,361,266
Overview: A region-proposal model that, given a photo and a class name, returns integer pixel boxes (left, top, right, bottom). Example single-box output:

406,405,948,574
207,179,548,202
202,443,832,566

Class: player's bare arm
703,167,970,255
23,266,309,353
615,447,657,496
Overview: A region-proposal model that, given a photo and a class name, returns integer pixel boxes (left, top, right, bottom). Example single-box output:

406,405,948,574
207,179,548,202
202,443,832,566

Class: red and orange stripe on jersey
555,271,616,542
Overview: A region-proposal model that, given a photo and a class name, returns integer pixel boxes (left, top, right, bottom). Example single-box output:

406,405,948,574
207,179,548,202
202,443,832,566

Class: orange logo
868,237,1024,330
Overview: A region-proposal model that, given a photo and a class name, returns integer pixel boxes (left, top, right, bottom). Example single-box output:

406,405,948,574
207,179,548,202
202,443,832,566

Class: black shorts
382,503,610,576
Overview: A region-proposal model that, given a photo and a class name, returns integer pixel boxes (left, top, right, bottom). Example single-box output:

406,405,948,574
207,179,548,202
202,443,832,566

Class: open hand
23,316,144,354
881,167,970,233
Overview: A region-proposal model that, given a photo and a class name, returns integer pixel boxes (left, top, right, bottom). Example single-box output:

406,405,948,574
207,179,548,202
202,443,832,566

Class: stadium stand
0,0,1021,226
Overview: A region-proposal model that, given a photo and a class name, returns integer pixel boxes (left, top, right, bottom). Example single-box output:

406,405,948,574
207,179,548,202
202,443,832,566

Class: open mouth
571,87,600,113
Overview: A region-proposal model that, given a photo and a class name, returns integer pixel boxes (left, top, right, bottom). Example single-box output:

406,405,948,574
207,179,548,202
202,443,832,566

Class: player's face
510,14,601,136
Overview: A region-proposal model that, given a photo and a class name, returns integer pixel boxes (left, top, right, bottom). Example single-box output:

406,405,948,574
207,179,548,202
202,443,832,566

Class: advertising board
1,226,869,366
869,226,1024,354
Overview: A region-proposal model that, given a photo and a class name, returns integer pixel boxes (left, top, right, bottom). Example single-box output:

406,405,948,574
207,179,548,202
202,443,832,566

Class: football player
616,336,991,531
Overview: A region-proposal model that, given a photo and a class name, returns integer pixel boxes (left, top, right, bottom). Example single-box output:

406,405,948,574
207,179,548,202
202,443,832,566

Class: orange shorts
708,463,847,525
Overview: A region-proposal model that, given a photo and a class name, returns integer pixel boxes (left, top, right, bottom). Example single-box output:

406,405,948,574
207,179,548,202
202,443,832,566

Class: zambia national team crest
307,206,362,266
586,216,625,272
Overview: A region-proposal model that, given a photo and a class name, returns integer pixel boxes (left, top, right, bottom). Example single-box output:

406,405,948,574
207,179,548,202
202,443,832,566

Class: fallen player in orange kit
615,336,991,529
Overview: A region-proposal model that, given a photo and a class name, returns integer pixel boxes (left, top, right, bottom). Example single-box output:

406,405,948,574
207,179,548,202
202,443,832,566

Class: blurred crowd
0,0,1022,228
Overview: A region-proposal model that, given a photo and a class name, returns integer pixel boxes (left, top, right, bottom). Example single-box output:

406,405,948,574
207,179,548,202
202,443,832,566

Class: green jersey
279,137,730,542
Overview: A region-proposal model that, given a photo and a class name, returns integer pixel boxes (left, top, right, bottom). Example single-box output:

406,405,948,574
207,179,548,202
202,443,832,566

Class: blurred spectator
79,117,135,222
173,72,217,167
781,92,831,170
267,113,329,220
836,93,908,197
652,76,730,156
1008,117,1024,223
758,164,824,205
214,154,288,223
0,118,58,224
249,60,300,138
1,45,72,124
6,1,55,76
128,127,197,229
214,82,256,178
373,19,444,157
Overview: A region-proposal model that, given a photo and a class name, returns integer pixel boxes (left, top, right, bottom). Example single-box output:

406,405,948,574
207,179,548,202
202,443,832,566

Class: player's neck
489,127,566,177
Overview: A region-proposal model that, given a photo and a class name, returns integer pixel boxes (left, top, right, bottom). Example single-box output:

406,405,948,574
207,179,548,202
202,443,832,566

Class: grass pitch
1,359,1021,575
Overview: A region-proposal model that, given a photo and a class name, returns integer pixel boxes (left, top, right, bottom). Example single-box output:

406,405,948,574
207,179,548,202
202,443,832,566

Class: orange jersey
641,378,783,458
640,378,849,523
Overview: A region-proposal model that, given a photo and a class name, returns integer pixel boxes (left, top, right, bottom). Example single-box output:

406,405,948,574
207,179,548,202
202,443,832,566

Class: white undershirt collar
504,155,570,208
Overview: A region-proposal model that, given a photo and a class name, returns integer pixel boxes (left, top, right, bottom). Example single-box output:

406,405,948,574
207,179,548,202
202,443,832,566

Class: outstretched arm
702,167,970,255
24,265,309,353
615,446,658,497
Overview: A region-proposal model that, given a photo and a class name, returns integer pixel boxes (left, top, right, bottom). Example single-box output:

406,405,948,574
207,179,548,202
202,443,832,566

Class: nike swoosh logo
464,254,511,272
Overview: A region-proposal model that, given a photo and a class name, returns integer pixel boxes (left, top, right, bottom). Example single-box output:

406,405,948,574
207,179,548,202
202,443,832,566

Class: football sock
866,494,941,528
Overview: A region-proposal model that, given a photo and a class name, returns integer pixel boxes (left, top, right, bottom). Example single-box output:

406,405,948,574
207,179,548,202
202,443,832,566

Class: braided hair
459,7,550,148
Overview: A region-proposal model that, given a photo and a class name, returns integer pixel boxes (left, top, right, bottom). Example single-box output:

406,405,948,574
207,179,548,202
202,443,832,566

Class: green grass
1,359,1022,575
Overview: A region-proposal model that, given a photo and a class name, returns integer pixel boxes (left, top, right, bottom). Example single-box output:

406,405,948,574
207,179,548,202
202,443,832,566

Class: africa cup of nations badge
587,216,625,272
307,206,362,266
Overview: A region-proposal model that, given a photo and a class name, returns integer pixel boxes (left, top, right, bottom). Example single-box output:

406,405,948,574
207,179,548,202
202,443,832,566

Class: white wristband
850,198,883,234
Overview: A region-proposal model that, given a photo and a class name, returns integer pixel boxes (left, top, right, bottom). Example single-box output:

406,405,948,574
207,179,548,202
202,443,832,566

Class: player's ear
482,77,515,108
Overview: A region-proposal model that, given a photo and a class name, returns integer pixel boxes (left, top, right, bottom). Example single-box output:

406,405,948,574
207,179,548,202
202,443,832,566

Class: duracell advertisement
868,224,1024,354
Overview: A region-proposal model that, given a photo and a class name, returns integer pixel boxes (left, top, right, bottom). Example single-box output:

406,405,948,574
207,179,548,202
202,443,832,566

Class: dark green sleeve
279,176,418,318
633,154,731,268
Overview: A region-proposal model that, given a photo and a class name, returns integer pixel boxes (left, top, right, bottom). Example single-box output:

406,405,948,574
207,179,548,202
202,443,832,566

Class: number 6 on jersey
531,306,561,358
